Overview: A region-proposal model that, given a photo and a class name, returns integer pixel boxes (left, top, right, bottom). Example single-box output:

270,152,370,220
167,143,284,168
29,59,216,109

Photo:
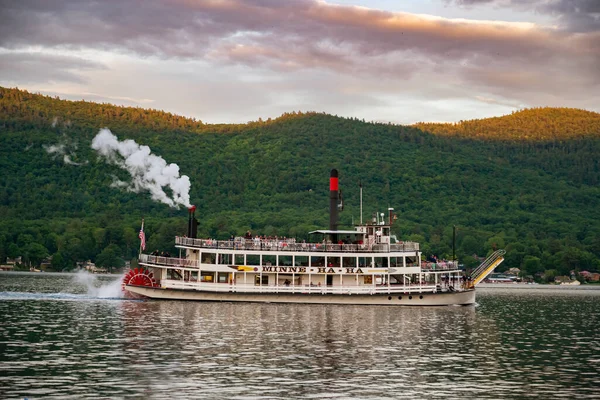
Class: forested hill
415,108,600,141
1,86,599,280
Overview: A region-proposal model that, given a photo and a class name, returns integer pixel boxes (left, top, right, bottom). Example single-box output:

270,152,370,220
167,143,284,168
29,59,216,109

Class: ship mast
359,180,363,225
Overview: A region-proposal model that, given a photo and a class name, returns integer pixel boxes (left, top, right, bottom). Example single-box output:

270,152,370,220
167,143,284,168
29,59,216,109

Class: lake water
1,271,599,399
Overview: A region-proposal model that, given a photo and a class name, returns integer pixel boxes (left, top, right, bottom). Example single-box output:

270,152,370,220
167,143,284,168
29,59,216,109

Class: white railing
161,280,441,294
420,261,459,271
390,242,420,251
139,253,199,268
175,236,419,253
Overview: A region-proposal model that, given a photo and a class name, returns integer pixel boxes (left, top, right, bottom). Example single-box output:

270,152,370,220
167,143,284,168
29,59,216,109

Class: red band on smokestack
330,177,338,191
330,169,339,191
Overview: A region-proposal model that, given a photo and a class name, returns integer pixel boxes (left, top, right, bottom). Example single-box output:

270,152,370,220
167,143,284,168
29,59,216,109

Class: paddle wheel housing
122,268,159,293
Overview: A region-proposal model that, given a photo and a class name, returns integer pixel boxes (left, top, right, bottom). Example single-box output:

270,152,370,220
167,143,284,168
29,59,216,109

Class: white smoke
44,141,88,166
64,155,87,166
91,128,191,208
44,143,66,155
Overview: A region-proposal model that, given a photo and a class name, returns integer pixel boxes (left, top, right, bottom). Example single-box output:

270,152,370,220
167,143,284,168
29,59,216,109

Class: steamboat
123,170,505,305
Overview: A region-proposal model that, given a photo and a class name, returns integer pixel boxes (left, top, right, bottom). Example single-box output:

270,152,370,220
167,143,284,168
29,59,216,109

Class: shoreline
477,283,600,290
0,270,122,277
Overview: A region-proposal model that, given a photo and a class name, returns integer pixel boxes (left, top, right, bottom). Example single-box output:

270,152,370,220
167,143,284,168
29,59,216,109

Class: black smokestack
329,169,339,243
188,205,198,238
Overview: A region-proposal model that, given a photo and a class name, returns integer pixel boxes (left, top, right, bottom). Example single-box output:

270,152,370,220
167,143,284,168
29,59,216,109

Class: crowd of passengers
239,231,360,246
188,233,365,251
240,231,297,244
421,254,456,270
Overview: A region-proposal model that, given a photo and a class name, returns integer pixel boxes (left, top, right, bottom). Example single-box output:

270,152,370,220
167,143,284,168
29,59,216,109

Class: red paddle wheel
122,268,159,294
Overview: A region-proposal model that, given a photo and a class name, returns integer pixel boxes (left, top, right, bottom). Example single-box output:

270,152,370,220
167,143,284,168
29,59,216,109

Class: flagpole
138,218,145,258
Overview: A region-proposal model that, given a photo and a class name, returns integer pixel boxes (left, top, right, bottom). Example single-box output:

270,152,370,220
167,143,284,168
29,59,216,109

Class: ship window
200,271,214,282
294,256,308,266
343,257,357,268
374,257,388,268
201,253,216,264
358,257,370,268
263,254,276,267
255,275,268,285
247,255,260,266
235,254,244,265
390,257,402,268
217,272,229,283
326,257,341,268
364,276,373,284
311,256,325,267
383,228,389,236
278,255,292,266
219,253,232,265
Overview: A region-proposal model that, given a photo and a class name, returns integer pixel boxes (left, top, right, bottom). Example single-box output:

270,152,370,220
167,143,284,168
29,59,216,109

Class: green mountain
415,107,600,141
1,87,599,279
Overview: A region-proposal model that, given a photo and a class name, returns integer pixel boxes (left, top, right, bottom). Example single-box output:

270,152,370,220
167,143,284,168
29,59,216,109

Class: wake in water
0,292,122,301
0,270,128,301
73,269,125,298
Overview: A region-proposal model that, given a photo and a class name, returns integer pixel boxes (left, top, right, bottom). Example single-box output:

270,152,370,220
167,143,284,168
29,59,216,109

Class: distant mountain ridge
2,87,599,140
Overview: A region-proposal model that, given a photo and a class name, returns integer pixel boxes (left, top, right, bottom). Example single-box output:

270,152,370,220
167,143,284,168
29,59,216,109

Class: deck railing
420,261,459,271
160,279,442,294
139,253,200,268
175,236,419,253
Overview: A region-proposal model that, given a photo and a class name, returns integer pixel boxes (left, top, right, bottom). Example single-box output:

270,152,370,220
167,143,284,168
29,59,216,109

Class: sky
1,0,599,124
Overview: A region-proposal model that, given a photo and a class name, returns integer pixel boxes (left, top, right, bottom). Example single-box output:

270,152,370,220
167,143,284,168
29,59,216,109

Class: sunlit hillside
415,108,600,141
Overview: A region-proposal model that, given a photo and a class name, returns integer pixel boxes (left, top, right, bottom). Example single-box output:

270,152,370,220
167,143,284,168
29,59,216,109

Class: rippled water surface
1,272,599,399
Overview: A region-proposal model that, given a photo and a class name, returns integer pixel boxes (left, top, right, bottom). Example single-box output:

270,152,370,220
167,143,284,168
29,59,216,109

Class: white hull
125,285,476,306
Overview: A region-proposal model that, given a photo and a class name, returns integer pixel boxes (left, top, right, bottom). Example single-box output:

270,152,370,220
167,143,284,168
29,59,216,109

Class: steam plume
43,142,88,166
91,128,191,208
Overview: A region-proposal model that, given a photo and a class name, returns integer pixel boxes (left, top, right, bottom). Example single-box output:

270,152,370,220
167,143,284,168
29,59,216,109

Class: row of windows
198,253,418,268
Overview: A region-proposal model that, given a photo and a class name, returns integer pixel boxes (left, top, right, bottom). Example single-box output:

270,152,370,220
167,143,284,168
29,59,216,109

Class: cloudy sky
1,0,598,124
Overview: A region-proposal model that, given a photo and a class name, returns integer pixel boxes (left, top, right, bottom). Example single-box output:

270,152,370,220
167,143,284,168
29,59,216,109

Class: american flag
139,219,146,251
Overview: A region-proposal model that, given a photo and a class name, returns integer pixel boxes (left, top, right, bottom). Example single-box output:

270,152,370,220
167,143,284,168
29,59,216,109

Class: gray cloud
1,1,595,61
0,0,598,119
451,0,600,32
0,51,106,84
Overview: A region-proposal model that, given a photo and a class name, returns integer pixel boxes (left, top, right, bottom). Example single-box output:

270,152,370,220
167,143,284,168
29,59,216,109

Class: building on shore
0,257,21,271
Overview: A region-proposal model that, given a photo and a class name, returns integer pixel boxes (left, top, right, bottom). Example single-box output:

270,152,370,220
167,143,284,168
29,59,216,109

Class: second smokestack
329,169,339,243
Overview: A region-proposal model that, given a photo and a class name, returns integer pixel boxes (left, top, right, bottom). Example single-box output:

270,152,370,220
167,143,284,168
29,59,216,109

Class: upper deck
175,236,420,253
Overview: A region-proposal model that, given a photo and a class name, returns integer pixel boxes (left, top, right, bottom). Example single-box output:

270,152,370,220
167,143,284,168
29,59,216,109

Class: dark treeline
1,87,599,281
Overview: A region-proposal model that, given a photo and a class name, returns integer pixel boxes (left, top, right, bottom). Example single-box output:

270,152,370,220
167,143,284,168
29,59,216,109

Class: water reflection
0,272,598,399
